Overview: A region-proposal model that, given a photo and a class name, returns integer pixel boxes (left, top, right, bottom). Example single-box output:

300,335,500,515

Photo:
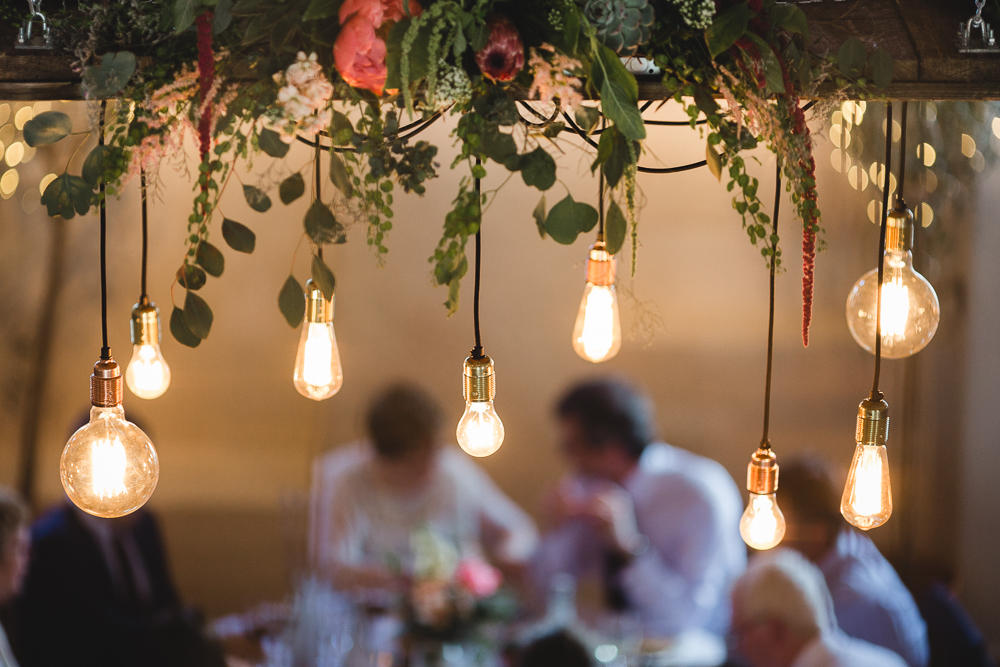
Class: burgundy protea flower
475,16,525,83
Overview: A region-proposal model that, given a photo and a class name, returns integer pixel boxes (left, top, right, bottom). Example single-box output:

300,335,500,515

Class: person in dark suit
13,503,224,667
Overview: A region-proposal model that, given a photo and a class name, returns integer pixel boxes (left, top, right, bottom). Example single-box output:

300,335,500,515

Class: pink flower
454,559,502,598
339,0,384,27
475,16,525,83
381,0,422,22
334,15,388,95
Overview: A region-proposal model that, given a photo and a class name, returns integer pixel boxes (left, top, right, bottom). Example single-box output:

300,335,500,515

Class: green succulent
583,0,655,56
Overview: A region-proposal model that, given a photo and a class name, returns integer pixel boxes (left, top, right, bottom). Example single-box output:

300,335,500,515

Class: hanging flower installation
18,0,890,347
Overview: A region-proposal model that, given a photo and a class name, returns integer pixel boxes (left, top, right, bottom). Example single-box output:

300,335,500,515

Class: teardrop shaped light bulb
841,395,892,530
572,240,621,363
293,281,343,401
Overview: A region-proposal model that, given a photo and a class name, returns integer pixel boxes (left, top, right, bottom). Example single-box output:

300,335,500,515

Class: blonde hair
732,548,836,638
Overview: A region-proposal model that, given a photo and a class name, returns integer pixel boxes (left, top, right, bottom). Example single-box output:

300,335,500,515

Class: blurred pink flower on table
334,16,388,95
454,559,502,598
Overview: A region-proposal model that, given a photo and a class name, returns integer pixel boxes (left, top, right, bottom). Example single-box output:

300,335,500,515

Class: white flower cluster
674,0,714,29
435,65,473,106
269,52,334,142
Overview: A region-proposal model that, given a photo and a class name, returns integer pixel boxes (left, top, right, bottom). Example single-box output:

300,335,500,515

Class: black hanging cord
760,160,781,449
315,141,323,261
98,101,110,360
598,118,606,239
871,101,894,398
896,100,908,206
471,158,483,358
139,167,149,304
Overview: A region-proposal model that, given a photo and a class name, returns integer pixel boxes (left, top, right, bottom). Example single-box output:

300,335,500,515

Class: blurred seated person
0,487,29,667
778,456,928,667
14,419,224,667
731,549,906,667
311,382,538,595
519,629,593,667
533,379,746,638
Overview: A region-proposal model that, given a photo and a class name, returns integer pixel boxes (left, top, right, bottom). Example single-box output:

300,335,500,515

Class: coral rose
339,0,384,27
381,0,422,23
475,16,525,83
334,15,388,95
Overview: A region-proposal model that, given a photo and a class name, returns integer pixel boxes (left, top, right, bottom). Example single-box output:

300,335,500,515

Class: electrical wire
760,160,781,449
896,100,908,206
871,101,894,398
139,167,148,303
315,141,323,260
472,159,483,358
98,101,110,360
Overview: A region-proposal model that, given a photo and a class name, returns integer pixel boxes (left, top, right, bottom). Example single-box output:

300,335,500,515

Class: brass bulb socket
462,354,496,403
90,357,123,408
746,446,779,495
856,394,890,446
885,204,914,253
304,279,333,323
130,302,161,346
586,241,616,287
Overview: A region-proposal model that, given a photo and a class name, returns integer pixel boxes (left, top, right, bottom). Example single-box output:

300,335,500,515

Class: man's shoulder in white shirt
793,632,908,667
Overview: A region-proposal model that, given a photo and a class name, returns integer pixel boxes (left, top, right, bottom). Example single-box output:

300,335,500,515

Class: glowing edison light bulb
125,301,171,399
846,204,940,358
457,354,504,457
61,358,159,518
293,280,343,400
739,447,786,550
572,240,621,363
841,394,892,530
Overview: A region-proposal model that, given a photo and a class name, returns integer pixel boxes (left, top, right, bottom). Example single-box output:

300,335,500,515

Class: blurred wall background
0,99,995,649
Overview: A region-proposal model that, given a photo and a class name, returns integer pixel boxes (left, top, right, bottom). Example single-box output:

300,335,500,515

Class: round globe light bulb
60,405,159,518
846,249,940,359
456,400,504,457
740,492,786,550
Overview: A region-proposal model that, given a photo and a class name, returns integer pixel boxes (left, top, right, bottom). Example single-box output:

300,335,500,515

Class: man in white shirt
532,379,745,638
310,383,538,594
778,457,929,667
731,549,907,667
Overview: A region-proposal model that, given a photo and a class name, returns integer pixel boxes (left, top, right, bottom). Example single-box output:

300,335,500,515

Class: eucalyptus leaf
278,275,305,327
520,148,556,191
746,34,785,94
481,128,518,164
82,52,137,97
82,145,106,187
213,0,233,33
869,49,893,89
304,200,344,244
170,306,202,347
533,196,547,239
41,174,92,218
23,111,72,147
544,195,598,245
279,172,305,204
176,263,207,290
770,3,807,36
330,111,354,145
311,255,336,299
196,241,225,277
174,0,198,33
706,3,751,58
574,106,601,133
595,47,645,141
222,218,256,253
243,184,272,212
838,37,867,77
183,291,213,339
605,201,627,255
259,128,290,158
705,142,723,181
329,152,353,196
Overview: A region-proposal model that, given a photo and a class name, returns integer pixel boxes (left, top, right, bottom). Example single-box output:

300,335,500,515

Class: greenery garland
9,0,889,347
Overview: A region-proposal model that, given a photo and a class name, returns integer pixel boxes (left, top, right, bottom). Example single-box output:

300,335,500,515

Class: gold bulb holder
885,203,914,253
90,357,123,408
129,301,161,346
747,446,779,495
462,354,496,403
304,279,333,324
585,240,615,287
856,394,890,447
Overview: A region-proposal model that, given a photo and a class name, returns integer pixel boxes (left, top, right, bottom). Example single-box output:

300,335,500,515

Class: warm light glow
293,321,343,400
60,406,159,518
125,343,171,399
739,492,786,550
846,250,940,358
456,400,504,457
572,283,622,363
840,444,892,530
